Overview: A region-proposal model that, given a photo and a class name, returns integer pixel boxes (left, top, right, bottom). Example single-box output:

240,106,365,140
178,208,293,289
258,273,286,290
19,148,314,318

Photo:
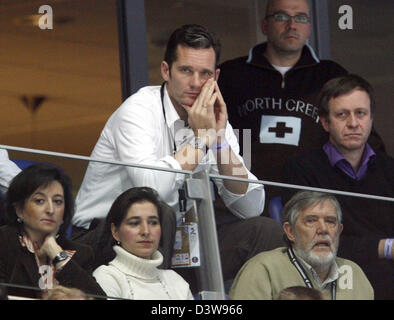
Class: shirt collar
323,141,376,180
246,42,320,68
294,251,339,288
18,234,36,253
163,84,193,148
359,143,376,166
162,83,184,130
323,141,346,167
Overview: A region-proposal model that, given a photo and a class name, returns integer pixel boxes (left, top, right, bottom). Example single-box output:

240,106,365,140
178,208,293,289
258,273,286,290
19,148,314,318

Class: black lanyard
287,247,336,300
160,82,167,123
160,82,177,154
160,83,187,215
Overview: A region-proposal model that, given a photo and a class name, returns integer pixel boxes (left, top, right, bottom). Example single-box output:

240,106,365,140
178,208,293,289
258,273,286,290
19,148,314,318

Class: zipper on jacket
280,62,315,88
281,75,285,89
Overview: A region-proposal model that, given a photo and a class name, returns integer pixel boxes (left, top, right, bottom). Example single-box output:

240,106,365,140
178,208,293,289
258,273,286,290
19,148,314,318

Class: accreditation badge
171,222,200,268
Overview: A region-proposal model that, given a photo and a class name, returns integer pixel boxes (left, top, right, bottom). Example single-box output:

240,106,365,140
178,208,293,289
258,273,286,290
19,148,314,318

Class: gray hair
282,191,342,227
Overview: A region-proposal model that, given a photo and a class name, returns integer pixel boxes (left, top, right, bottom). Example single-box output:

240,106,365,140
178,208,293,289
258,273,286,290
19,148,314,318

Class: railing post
185,169,226,300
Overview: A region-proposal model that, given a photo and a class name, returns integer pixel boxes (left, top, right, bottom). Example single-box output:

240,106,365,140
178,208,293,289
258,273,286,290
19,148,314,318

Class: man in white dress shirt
72,25,284,282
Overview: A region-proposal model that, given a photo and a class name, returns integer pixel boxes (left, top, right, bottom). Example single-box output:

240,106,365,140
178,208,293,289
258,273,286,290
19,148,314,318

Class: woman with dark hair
93,187,193,300
0,163,105,299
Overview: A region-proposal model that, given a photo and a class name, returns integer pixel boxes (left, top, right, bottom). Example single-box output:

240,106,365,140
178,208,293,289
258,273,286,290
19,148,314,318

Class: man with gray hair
229,191,373,300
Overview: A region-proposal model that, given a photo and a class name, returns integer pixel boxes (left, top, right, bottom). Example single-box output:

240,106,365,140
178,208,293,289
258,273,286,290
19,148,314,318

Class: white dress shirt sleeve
209,122,265,219
0,149,21,194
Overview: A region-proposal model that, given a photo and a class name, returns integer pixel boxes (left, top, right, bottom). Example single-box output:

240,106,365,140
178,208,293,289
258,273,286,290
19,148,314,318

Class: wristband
384,238,393,259
215,139,230,151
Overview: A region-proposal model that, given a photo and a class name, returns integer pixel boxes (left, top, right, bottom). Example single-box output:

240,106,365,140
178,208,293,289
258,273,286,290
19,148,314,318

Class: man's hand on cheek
184,79,219,145
213,81,228,132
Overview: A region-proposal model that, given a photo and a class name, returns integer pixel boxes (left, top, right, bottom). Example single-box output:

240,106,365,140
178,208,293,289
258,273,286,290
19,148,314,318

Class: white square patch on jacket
259,115,301,146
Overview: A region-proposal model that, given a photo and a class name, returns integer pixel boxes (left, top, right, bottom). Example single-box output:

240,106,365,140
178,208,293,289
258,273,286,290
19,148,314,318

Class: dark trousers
217,215,285,280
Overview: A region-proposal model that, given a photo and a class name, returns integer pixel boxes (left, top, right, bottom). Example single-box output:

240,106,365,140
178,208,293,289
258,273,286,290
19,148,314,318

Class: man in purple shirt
319,74,375,182
281,74,393,299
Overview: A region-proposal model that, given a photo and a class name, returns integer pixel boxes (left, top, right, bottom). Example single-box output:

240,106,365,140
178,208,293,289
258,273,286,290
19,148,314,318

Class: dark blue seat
10,159,38,170
268,196,283,223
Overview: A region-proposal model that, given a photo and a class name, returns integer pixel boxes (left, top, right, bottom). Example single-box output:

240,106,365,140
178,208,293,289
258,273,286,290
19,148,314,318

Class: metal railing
1,144,393,300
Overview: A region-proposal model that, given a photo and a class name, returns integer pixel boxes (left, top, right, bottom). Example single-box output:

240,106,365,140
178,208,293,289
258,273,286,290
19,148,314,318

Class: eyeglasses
266,12,310,24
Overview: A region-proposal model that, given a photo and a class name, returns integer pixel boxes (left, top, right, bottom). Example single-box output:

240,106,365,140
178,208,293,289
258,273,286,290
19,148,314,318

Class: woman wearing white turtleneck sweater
93,187,193,300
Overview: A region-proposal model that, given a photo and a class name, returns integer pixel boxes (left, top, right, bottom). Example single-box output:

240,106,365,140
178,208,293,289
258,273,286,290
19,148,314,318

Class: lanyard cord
160,82,167,122
161,83,187,215
287,247,336,300
160,82,176,154
287,247,313,288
